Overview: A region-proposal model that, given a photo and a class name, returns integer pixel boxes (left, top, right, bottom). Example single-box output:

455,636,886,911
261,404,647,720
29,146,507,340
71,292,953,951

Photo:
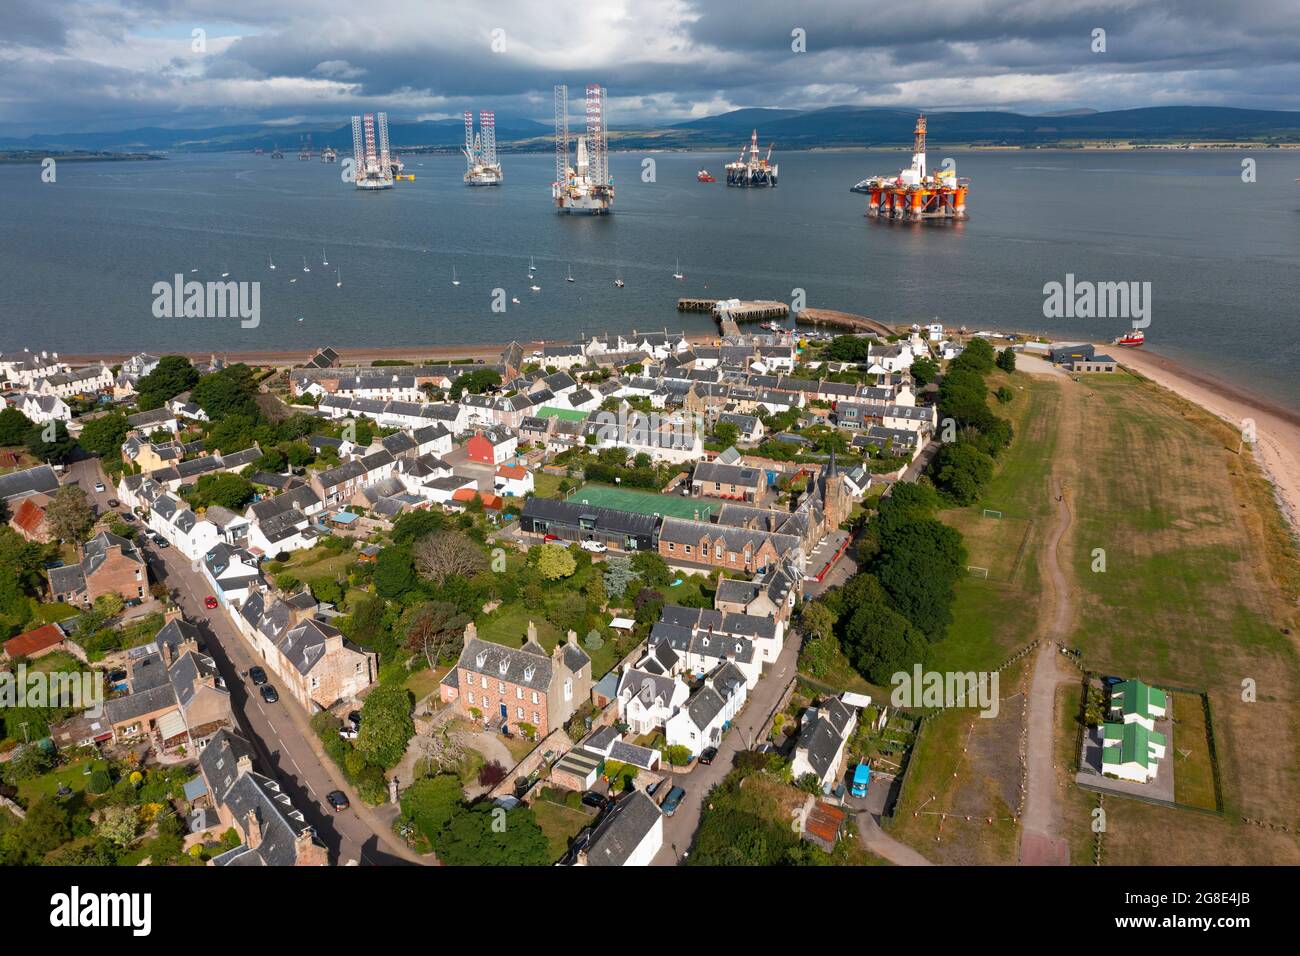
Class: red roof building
3,623,67,661
9,494,51,543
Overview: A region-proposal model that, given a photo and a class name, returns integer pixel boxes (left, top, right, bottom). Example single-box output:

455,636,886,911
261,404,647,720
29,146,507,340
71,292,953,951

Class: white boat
220,266,230,278
290,277,297,283
614,270,625,288
528,256,536,278
673,258,684,281
302,257,310,273
335,267,342,288
566,265,575,283
268,255,276,271
452,267,460,287
322,247,328,266
530,284,541,292
511,296,521,304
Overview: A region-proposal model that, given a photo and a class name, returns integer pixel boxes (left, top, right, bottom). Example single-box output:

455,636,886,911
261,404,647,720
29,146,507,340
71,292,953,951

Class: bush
87,769,112,794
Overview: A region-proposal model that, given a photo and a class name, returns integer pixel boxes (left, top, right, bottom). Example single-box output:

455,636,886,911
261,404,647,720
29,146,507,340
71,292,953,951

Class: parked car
259,685,279,703
248,666,268,685
581,791,610,811
559,828,592,866
94,482,105,493
338,726,358,741
580,540,608,553
204,595,218,609
543,534,560,542
661,786,687,816
699,746,718,766
326,790,350,812
157,539,169,549
119,511,134,521
347,710,362,729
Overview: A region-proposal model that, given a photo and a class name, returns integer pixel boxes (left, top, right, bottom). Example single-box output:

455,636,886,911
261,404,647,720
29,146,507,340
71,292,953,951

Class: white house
789,695,858,793
201,543,263,607
1101,722,1166,783
615,668,689,735
18,393,71,423
580,789,663,867
493,463,534,498
664,662,749,758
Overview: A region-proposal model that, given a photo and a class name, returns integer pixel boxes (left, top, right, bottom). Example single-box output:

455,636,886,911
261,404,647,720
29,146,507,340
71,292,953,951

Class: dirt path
857,812,934,865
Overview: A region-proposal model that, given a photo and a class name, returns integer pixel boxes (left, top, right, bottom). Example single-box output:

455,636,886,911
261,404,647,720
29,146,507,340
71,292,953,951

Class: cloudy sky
2,0,1298,135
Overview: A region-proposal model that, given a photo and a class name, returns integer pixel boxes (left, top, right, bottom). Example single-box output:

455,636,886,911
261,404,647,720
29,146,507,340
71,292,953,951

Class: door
499,702,508,721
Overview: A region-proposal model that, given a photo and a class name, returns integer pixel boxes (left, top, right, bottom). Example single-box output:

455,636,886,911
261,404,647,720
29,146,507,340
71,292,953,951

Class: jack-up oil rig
552,84,614,214
725,130,778,187
350,112,395,190
860,115,969,221
463,111,503,185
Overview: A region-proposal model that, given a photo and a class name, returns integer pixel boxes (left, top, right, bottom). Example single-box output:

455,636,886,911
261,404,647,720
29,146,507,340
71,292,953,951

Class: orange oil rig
859,115,969,221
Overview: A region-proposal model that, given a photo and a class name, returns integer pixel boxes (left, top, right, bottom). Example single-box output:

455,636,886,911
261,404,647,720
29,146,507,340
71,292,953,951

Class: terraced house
440,622,592,736
657,516,801,575
47,531,149,606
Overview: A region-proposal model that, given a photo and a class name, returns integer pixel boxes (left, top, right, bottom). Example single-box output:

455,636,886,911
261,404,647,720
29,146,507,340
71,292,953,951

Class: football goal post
982,509,1003,519
967,566,989,578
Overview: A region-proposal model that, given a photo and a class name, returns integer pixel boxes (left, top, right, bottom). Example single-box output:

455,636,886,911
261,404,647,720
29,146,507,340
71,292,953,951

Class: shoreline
1112,349,1300,542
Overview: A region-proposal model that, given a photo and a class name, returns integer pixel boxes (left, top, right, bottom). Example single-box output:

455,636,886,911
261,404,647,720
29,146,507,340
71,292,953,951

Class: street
73,456,420,866
650,634,800,865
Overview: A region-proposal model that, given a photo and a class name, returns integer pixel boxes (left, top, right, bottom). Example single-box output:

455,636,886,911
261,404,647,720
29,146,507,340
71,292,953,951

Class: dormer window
475,651,488,668
498,659,509,676
523,664,536,683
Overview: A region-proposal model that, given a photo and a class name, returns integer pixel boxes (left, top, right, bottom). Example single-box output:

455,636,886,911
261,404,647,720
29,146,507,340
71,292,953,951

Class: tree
799,601,836,642
400,774,464,844
631,551,671,588
187,472,255,510
910,357,939,387
392,509,447,545
602,555,639,601
867,519,966,640
355,682,415,770
373,545,418,600
712,420,740,447
933,441,995,506
841,579,928,684
413,532,487,586
78,412,130,457
996,347,1017,373
26,420,76,464
0,407,34,447
664,745,692,767
449,368,502,399
952,336,996,374
136,355,198,410
44,484,94,543
401,601,469,668
537,543,577,581
192,364,260,420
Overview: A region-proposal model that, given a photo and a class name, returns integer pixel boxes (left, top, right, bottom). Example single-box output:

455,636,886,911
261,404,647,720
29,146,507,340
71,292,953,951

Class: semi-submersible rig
855,115,969,221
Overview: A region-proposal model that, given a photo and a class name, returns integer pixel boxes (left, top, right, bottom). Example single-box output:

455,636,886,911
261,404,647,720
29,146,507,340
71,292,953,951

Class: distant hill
4,105,1297,154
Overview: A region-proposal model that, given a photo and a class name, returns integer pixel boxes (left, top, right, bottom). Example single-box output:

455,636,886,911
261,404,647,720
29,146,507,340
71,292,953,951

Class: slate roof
456,636,553,692
0,464,59,503
585,789,662,866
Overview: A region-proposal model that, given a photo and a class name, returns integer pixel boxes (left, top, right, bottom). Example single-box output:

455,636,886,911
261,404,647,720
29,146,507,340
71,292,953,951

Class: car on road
661,786,686,816
326,790,350,812
157,539,169,548
107,498,119,508
699,746,718,765
248,666,268,685
543,533,560,542
259,685,279,703
94,482,105,493
204,595,219,609
580,540,608,553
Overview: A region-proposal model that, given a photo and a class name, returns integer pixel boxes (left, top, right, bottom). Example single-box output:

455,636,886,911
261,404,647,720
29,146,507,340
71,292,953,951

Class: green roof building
1102,721,1167,783
1109,679,1167,731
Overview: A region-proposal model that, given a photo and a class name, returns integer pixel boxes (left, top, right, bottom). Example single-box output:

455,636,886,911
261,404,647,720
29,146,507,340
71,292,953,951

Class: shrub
87,769,112,794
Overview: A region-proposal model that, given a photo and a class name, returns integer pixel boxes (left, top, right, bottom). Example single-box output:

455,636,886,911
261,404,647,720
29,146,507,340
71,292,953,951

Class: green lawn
532,798,592,861
1169,691,1219,812
476,600,622,678
28,601,80,625
532,471,567,499
16,757,111,805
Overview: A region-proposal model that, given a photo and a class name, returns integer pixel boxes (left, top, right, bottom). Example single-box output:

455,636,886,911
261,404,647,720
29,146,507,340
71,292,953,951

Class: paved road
76,456,421,866
856,812,933,865
1018,475,1073,866
651,634,801,865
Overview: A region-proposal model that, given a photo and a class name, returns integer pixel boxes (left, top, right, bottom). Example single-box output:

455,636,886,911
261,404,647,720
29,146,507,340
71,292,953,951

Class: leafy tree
136,355,198,410
631,551,671,588
392,509,448,545
602,555,639,601
933,441,995,505
373,545,418,600
952,336,996,374
841,576,928,684
537,543,577,581
0,407,34,446
799,600,837,642
712,420,740,447
633,587,664,625
255,447,287,473
356,682,415,770
187,472,255,510
449,368,502,399
192,364,260,420
400,774,464,843
78,412,130,457
996,347,1017,373
26,420,76,464
44,484,94,542
823,335,874,362
800,630,843,679
910,357,939,387
546,591,588,634
401,601,468,668
866,519,966,640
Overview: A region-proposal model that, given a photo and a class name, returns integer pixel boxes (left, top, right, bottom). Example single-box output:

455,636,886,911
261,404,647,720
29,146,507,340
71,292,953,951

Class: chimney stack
463,620,477,650
244,808,263,850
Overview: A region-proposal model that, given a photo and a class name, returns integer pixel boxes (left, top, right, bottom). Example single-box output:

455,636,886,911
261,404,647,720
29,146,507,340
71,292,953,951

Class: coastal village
0,318,1282,868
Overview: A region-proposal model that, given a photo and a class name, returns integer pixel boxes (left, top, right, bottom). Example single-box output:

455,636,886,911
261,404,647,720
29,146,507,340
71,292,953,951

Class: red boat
1113,329,1145,348
697,169,716,182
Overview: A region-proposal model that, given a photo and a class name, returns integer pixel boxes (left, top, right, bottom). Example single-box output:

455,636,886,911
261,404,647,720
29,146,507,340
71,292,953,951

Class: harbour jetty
679,297,789,337
795,307,895,337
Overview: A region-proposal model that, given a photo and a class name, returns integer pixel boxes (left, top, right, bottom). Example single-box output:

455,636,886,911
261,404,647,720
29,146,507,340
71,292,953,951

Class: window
667,542,675,552
564,679,572,701
517,706,524,719
480,675,488,689
497,680,505,694
685,545,692,555
516,687,523,699
468,691,475,704
532,711,540,724
531,691,539,704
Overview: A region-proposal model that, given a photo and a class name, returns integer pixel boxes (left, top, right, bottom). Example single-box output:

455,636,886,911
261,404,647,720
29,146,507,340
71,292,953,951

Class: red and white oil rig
552,84,614,214
350,112,395,190
725,130,778,187
860,115,969,221
463,110,503,186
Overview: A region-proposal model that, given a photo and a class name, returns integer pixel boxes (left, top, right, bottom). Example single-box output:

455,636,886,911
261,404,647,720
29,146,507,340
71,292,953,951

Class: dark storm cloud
0,0,1296,137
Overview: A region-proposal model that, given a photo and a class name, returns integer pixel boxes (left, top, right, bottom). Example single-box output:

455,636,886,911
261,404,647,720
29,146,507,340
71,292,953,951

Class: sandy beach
1116,349,1300,541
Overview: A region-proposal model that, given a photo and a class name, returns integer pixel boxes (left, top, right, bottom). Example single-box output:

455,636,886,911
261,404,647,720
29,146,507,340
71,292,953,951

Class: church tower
822,447,849,528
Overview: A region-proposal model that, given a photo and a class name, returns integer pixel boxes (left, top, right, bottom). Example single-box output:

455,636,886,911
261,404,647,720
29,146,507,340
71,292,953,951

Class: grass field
1168,692,1219,812
566,483,715,521
532,799,592,861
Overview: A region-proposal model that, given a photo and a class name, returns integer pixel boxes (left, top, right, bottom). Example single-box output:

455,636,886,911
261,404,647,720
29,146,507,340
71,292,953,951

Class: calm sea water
1,148,1297,402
